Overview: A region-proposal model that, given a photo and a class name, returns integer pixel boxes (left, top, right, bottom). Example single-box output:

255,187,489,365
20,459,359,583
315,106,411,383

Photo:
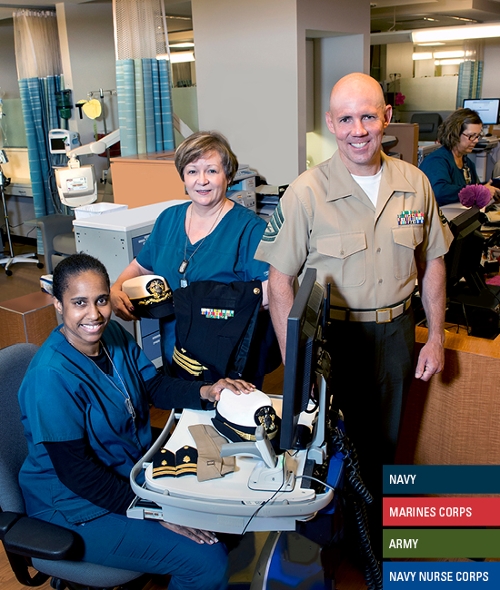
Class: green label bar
384,529,500,558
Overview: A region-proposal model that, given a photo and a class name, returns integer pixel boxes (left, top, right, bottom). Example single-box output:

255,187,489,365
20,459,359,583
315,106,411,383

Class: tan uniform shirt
255,151,453,310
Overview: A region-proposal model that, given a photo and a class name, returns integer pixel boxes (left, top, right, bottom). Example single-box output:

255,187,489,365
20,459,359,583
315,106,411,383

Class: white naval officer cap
212,387,280,444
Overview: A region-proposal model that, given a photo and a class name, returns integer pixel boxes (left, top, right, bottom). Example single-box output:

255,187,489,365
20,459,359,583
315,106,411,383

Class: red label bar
383,497,500,526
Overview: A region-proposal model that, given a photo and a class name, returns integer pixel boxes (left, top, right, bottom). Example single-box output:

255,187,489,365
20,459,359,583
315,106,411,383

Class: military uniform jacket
255,151,453,310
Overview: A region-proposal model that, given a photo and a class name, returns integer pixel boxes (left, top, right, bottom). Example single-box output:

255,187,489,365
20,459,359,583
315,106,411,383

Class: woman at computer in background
419,108,500,207
19,253,255,590
110,131,275,385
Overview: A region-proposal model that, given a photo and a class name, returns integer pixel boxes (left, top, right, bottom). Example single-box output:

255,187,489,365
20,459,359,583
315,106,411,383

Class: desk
4,181,35,239
396,325,500,465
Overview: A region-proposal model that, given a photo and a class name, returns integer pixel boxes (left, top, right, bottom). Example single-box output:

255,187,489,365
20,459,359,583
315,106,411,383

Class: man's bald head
325,72,392,176
330,73,386,114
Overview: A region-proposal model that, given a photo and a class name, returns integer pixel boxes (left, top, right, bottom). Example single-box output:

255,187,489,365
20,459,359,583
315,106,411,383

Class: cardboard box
0,291,58,349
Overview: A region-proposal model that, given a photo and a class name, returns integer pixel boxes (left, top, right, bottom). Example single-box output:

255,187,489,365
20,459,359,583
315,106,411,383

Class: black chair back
0,343,39,514
411,112,443,142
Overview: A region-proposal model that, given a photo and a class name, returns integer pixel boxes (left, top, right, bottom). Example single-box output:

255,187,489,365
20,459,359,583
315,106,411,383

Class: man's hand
159,521,219,544
414,339,444,381
200,378,255,403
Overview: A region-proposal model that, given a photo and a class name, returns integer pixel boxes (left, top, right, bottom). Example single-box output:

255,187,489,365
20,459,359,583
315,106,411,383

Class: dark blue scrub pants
46,511,228,590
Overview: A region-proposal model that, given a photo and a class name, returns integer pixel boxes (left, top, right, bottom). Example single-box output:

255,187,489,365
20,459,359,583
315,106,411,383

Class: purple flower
458,184,491,209
395,92,406,106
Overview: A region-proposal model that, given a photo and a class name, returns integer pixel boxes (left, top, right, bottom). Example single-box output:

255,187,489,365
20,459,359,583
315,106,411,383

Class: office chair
25,214,77,274
0,343,146,590
410,112,443,142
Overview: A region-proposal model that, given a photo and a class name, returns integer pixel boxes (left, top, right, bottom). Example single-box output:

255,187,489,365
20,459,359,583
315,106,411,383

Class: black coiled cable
331,422,383,590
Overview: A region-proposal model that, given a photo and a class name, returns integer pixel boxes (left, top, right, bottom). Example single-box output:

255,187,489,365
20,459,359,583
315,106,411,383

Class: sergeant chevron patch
438,208,448,226
261,201,285,242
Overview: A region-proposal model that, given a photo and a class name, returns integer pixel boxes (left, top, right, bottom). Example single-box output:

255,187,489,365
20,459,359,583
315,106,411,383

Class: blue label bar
384,562,500,588
383,465,500,494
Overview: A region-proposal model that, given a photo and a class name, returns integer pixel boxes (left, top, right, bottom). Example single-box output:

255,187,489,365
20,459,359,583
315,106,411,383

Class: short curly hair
174,131,239,184
437,108,483,150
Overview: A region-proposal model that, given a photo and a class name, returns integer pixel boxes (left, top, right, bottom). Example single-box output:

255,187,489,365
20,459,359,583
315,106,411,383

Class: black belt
330,295,412,323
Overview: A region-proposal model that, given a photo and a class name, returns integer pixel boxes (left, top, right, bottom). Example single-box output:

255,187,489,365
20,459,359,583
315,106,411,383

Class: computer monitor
280,268,326,451
463,98,500,125
445,206,486,297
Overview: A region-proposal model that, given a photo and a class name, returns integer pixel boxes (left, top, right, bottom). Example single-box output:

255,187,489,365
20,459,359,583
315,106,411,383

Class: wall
0,20,18,98
482,40,500,98
400,76,458,112
192,0,370,186
387,43,413,80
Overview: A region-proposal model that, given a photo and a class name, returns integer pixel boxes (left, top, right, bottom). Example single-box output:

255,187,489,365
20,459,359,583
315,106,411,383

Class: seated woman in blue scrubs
18,253,254,590
110,131,275,383
419,108,500,207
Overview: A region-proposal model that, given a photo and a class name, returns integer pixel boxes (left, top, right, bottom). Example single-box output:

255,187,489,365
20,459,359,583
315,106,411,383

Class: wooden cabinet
110,151,188,208
397,325,500,465
0,292,58,349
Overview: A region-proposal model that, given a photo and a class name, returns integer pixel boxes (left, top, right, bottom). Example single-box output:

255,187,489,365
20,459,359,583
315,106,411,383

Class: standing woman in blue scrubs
18,253,254,590
109,131,272,381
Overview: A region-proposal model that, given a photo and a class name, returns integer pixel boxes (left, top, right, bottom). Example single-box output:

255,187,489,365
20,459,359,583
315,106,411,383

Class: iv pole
0,150,43,276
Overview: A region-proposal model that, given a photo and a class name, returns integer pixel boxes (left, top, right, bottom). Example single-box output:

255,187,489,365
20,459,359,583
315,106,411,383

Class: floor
0,241,47,302
0,237,369,590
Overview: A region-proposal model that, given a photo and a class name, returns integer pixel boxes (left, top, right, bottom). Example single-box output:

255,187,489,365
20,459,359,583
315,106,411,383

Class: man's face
326,86,392,176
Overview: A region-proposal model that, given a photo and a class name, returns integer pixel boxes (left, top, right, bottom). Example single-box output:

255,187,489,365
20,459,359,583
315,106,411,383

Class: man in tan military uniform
255,73,453,541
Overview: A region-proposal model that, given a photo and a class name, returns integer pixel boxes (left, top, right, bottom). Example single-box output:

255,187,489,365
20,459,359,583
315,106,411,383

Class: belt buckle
376,307,392,323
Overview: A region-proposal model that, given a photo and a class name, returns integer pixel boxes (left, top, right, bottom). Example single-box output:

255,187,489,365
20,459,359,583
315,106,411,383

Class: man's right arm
268,265,295,362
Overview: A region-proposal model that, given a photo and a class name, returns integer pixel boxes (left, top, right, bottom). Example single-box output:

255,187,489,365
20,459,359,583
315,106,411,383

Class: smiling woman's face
182,151,228,210
54,269,111,356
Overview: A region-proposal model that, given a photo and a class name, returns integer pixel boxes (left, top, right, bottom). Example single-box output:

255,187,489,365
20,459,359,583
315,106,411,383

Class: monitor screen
280,268,325,451
49,136,67,154
463,98,500,125
445,206,486,296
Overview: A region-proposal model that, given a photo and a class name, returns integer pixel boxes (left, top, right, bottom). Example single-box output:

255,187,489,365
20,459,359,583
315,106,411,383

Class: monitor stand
447,283,500,339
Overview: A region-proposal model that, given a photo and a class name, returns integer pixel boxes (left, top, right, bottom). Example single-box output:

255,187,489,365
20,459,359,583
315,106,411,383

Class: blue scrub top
419,145,479,207
136,202,269,363
18,321,200,524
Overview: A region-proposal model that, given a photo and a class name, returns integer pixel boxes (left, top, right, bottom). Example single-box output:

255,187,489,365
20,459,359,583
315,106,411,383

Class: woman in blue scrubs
110,131,275,383
18,253,254,590
419,108,500,207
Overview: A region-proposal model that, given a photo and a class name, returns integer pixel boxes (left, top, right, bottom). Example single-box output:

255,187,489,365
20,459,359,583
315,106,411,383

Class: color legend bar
384,465,500,494
384,529,500,558
383,497,500,526
384,562,500,588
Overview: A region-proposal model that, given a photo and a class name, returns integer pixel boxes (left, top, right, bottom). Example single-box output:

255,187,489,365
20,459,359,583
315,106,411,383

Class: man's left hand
414,340,444,381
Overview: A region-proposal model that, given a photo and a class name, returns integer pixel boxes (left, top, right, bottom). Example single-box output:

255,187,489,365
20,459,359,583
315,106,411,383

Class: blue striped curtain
19,75,66,224
116,58,174,156
456,60,483,108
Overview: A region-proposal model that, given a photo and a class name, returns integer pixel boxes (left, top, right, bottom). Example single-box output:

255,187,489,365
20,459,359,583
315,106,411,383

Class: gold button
253,288,261,295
